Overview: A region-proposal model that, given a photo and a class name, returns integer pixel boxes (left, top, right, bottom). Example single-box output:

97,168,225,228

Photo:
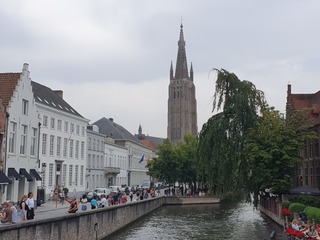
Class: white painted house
31,80,89,199
0,63,41,203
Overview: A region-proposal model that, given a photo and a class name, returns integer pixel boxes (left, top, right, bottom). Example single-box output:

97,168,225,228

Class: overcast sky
1,0,319,138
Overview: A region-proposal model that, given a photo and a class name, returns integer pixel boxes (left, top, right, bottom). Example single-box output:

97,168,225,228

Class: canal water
108,200,285,240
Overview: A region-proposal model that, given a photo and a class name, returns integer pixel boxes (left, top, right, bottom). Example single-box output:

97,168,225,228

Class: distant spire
175,24,189,79
190,62,193,81
138,124,142,135
170,61,174,80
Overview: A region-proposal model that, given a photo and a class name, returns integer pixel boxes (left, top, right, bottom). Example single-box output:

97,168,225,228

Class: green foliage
288,195,320,208
282,202,291,209
288,203,307,213
198,69,266,194
304,206,320,223
146,135,198,185
245,108,304,195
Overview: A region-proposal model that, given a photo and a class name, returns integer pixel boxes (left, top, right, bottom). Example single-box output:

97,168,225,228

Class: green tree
198,69,266,194
146,139,179,185
147,135,199,187
245,107,316,201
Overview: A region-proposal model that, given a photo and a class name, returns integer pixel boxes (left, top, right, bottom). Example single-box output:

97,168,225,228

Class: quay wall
0,196,220,240
0,197,164,240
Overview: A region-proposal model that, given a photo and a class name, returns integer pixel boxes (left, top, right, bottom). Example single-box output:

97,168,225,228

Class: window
69,165,73,186
81,126,85,136
49,163,54,187
50,117,55,129
93,139,96,151
80,166,84,186
75,140,79,159
41,165,46,188
76,125,80,135
63,138,68,157
20,125,27,154
42,134,47,155
92,155,96,168
62,164,67,184
49,135,54,156
316,142,319,158
64,121,68,132
9,122,17,153
43,115,48,127
97,155,100,168
87,154,91,168
81,141,85,159
100,142,103,152
75,165,79,186
30,128,37,156
22,99,28,115
88,138,92,150
57,119,62,131
70,123,74,134
97,140,100,151
69,139,74,158
57,137,61,156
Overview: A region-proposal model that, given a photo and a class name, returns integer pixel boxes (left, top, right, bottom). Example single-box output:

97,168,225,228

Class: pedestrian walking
129,191,133,201
10,201,18,224
19,195,28,221
26,192,35,220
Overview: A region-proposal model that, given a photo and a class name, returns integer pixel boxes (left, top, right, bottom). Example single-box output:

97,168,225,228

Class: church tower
167,24,197,143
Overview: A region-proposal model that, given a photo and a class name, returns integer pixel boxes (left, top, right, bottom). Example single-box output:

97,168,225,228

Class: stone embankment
0,196,220,240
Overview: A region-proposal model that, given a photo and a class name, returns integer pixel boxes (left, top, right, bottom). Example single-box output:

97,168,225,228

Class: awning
19,168,33,182
0,172,10,184
288,186,320,196
8,168,22,180
30,169,42,181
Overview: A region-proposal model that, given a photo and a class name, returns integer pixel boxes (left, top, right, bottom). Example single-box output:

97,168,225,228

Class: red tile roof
0,73,21,108
141,139,158,151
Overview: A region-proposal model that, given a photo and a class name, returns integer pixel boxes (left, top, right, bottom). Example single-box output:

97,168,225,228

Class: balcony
104,167,120,175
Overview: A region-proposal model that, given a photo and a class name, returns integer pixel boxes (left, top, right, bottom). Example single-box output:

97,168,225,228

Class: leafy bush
288,195,320,208
288,203,306,213
304,206,320,223
282,202,291,209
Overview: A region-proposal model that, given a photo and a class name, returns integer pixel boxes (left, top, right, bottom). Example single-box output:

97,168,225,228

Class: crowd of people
286,217,320,239
0,192,35,224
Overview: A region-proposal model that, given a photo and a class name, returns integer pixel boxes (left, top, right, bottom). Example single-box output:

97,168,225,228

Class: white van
109,186,121,193
93,188,111,197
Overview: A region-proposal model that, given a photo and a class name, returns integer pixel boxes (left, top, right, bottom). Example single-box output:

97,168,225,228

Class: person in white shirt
99,194,107,208
26,192,35,220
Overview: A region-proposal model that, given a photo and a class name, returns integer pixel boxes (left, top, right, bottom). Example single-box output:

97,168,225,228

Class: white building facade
32,81,89,198
0,64,41,203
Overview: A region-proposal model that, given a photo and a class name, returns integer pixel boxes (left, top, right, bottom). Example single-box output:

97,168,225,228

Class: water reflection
108,201,285,240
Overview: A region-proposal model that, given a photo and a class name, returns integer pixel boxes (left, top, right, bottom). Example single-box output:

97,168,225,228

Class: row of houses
0,63,163,203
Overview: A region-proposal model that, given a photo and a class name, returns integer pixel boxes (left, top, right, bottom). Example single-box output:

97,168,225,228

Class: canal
108,200,285,240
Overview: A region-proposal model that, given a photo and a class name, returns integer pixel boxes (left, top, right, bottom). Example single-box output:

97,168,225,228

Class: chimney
109,118,113,122
54,90,63,99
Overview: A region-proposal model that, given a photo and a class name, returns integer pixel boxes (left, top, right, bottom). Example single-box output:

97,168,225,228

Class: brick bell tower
167,24,198,143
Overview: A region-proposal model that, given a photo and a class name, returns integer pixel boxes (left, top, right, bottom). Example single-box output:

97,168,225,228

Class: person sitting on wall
67,198,78,213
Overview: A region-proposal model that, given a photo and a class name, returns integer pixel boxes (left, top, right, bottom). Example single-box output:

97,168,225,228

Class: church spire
138,124,142,135
174,24,189,79
190,62,193,81
170,61,174,80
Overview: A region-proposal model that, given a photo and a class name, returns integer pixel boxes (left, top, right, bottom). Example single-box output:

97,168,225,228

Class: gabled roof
93,117,139,143
0,73,21,108
31,81,83,118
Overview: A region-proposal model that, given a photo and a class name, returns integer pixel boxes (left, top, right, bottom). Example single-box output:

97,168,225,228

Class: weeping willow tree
198,69,266,194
